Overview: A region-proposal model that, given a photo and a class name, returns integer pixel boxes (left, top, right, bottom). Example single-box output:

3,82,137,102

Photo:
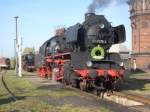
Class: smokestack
85,13,95,20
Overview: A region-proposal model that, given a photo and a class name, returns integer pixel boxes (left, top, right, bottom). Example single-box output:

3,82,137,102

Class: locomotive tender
37,13,126,91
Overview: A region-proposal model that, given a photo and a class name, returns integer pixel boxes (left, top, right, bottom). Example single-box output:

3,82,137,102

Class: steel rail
114,91,150,105
64,85,150,112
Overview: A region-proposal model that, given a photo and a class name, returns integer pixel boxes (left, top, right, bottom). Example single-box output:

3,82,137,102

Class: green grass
0,70,112,112
0,98,111,112
0,98,55,112
0,82,6,97
129,72,150,79
144,83,150,91
0,70,37,99
4,71,35,91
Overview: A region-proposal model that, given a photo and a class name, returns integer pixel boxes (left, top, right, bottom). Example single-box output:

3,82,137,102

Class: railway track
0,70,18,101
114,91,150,105
65,85,150,112
1,70,150,111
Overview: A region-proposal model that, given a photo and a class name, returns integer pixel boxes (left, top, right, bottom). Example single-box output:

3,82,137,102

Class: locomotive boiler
37,13,126,92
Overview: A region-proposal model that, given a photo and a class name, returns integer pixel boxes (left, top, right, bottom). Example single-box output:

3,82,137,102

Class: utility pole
14,16,18,76
14,39,16,58
14,16,22,77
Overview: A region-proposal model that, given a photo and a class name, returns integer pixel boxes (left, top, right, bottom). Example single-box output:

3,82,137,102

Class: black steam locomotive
22,53,35,72
37,13,126,92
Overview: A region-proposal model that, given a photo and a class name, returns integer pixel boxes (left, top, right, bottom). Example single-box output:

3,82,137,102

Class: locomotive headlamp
55,45,60,50
99,24,105,29
86,61,93,67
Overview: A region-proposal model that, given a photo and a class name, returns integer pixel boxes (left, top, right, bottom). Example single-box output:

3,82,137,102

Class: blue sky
0,0,131,57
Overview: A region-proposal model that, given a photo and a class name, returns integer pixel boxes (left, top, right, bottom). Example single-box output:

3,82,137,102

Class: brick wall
132,55,150,70
132,15,150,54
129,1,150,70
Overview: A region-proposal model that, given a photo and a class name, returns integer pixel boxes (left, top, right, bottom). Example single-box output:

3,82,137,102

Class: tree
23,47,35,55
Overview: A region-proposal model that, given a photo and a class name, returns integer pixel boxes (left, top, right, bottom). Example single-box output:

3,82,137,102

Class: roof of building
109,44,130,53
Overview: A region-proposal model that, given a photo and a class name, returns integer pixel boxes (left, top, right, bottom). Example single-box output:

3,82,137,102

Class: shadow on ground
0,96,26,105
130,69,147,74
122,78,150,91
121,70,150,96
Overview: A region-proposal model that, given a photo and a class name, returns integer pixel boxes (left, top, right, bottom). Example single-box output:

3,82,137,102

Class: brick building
128,0,150,70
